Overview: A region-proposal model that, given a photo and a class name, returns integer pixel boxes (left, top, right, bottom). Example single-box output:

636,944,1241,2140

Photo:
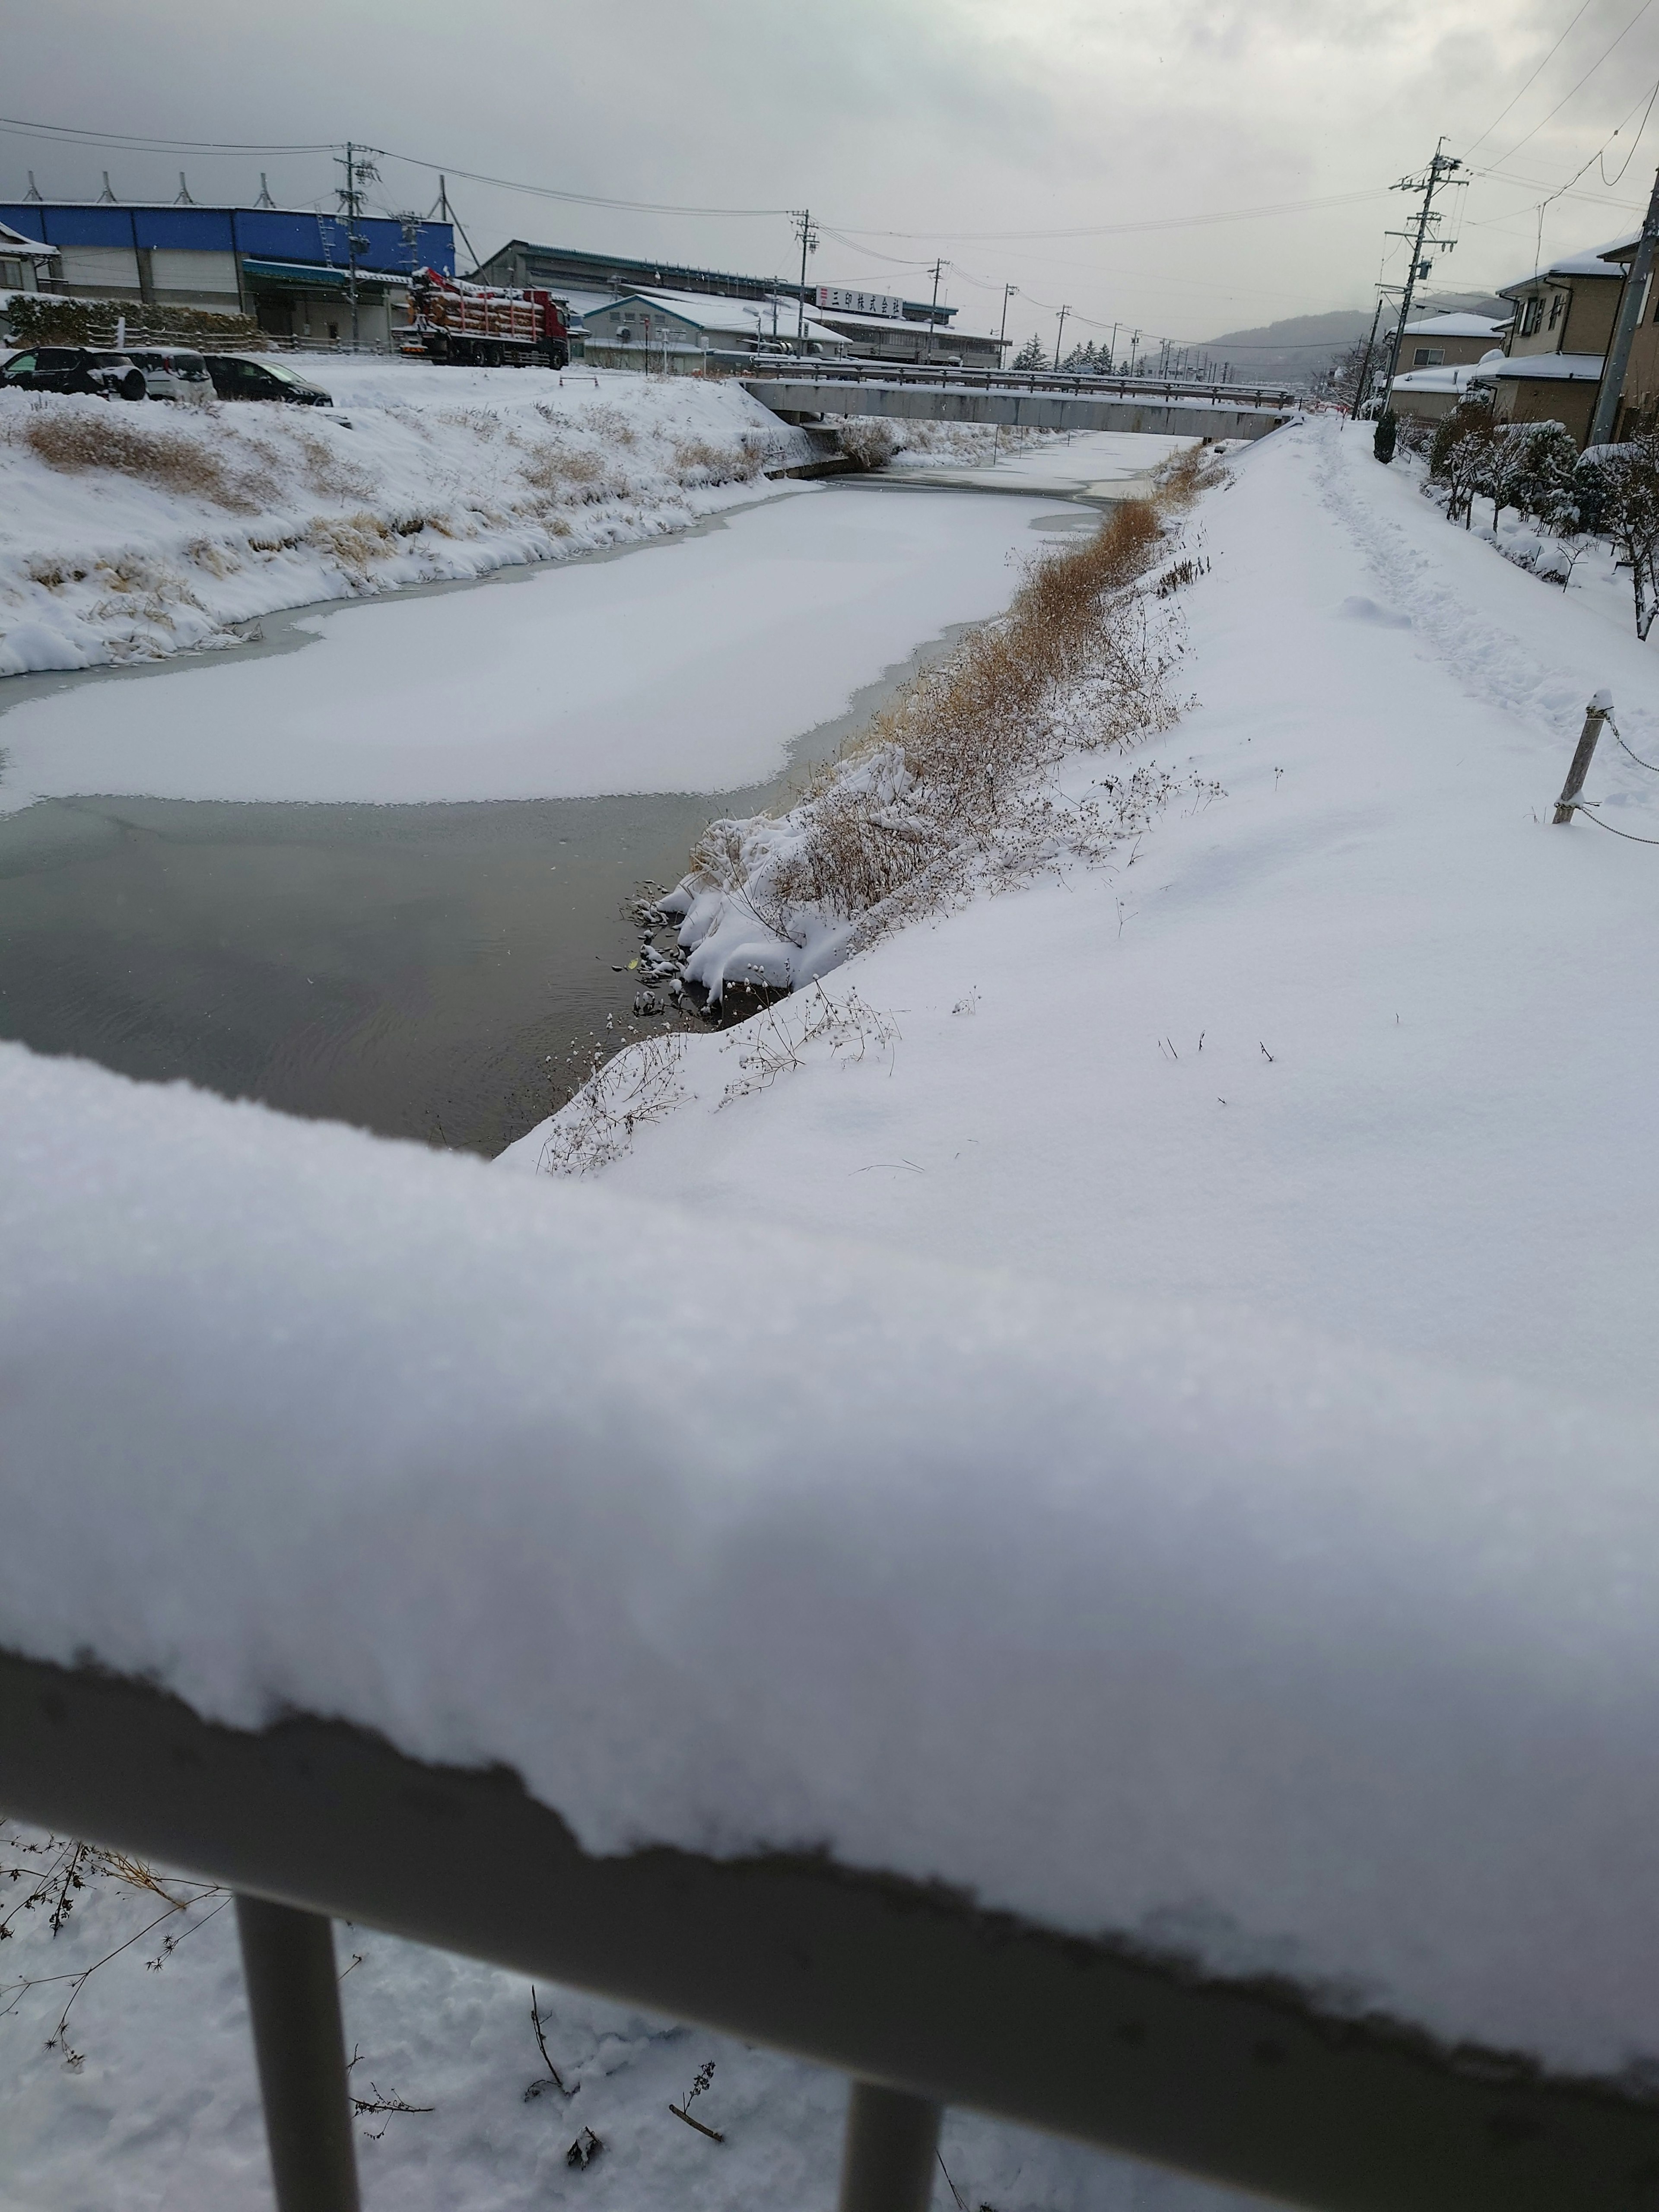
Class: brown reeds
13,407,257,510
740,490,1183,929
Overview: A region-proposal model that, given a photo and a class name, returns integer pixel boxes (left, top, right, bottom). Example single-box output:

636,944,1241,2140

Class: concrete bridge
743,369,1297,443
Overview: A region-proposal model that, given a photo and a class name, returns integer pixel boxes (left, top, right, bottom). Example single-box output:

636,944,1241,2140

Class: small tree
1481,422,1537,531
1427,400,1495,525
1517,421,1578,529
1012,334,1047,372
1601,434,1659,639
1373,409,1398,464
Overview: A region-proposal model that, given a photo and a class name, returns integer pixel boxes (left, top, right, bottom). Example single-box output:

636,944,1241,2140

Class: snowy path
524,415,1659,1409
0,485,1062,810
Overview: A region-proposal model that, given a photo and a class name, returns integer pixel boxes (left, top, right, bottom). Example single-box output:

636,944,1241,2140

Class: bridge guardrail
3,1644,1656,2212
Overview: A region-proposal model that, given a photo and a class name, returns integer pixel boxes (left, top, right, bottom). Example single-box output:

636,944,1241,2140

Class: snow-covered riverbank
509,413,1659,1408
0,362,834,678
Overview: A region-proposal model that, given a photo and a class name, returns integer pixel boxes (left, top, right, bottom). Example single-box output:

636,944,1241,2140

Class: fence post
236,1895,361,2212
837,2081,942,2212
1553,690,1614,824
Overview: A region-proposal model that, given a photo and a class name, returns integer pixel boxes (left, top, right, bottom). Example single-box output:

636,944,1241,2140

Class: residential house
1474,238,1635,444
0,219,59,296
1393,311,1510,369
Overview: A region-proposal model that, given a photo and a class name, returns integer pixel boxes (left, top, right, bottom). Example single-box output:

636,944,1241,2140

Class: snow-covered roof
1390,361,1487,395
1499,235,1637,295
1401,312,1510,338
0,219,58,259
594,289,846,346
1474,353,1605,382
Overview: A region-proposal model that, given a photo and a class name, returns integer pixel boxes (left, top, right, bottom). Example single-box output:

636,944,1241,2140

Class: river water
0,461,1128,1154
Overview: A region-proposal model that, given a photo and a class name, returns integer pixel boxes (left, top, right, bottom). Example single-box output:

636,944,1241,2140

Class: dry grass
672,435,768,486
740,495,1176,927
10,407,260,511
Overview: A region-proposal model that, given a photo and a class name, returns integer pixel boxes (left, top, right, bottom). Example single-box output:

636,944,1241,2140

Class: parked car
125,347,212,401
0,346,146,400
200,355,331,406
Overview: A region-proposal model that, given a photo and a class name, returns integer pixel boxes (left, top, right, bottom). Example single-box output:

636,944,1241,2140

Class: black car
200,355,332,407
0,347,147,399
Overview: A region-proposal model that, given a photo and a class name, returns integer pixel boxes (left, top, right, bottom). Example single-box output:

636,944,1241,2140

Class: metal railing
3,1642,1655,2212
746,358,1300,410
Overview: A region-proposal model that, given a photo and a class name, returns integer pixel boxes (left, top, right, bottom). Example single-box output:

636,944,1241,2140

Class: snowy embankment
0,361,828,676
513,414,1659,1408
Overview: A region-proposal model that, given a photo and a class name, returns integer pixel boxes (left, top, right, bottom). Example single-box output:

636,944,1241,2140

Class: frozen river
0,469,1096,1151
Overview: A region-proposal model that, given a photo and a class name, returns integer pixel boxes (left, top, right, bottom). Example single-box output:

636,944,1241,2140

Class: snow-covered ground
512,413,1659,1409
0,483,1062,809
0,359,825,679
0,359,1070,687
6,413,1659,2210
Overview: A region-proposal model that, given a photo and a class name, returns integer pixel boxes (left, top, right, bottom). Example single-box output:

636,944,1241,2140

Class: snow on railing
4,1040,1659,2209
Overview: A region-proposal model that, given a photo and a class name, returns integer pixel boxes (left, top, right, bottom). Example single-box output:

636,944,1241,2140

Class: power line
367,143,787,219
1491,0,1659,166
1463,0,1599,156
0,114,336,153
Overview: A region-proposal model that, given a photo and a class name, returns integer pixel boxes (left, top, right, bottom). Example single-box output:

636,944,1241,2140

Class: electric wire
1564,798,1659,840
1491,0,1659,168
1464,0,1599,156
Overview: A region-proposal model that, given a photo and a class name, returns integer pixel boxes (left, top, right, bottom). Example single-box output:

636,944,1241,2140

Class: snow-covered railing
752,357,1300,408
4,1046,1659,2210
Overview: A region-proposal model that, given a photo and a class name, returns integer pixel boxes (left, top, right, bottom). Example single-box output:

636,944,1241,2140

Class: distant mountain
1191,297,1508,393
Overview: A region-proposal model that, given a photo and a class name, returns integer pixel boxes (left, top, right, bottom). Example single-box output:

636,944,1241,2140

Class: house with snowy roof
0,219,59,296
579,289,850,371
1472,236,1637,444
1392,311,1510,370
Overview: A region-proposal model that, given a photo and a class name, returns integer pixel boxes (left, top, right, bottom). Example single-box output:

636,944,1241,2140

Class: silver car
125,347,213,401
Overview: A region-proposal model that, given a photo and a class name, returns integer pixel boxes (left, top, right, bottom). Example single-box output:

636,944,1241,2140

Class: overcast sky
4,0,1656,349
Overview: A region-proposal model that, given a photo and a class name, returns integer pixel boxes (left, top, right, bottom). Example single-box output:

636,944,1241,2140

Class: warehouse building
0,198,454,349
580,289,849,369
472,242,1006,367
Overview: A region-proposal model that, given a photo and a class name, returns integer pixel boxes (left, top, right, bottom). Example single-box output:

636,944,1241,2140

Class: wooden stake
1554,691,1613,825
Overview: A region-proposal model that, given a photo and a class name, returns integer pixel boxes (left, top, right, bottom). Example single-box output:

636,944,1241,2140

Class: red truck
400,268,571,369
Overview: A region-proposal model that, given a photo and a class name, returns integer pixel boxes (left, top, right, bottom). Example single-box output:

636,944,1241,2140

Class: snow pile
6,1036,1659,2086
0,362,816,675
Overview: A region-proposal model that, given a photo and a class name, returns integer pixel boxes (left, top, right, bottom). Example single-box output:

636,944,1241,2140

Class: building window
1520,296,1542,337
1412,346,1445,365
1548,293,1563,330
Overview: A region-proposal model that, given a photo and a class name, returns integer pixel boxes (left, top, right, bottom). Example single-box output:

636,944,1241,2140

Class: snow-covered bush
834,418,901,471
661,486,1201,1002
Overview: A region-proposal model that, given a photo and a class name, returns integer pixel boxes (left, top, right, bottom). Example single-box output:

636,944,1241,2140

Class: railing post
236,1895,361,2212
1553,690,1614,824
837,2081,942,2212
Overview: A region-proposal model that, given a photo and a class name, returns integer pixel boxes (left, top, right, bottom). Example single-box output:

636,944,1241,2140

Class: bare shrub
719,984,899,1106
836,419,902,471
14,404,258,510
673,435,765,486
537,1033,688,1174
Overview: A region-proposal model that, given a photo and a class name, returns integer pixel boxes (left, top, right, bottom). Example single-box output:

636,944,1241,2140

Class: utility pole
792,210,819,359
1378,140,1462,431
1349,295,1386,419
1052,303,1070,370
998,282,1018,364
1589,164,1659,447
336,141,381,350
925,257,947,363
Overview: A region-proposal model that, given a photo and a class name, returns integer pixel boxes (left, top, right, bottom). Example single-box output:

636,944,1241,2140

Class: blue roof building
0,201,454,349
